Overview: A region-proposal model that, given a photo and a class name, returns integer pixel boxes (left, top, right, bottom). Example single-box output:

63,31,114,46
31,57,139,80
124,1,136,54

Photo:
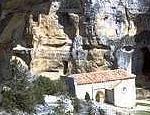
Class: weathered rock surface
93,0,136,42
0,0,150,80
30,1,72,79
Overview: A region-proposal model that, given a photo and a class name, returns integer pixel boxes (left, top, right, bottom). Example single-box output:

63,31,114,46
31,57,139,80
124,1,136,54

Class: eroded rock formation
0,0,150,80
29,1,72,79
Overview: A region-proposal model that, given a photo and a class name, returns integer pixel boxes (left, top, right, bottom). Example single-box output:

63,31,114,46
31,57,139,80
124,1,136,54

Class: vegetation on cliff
1,59,67,113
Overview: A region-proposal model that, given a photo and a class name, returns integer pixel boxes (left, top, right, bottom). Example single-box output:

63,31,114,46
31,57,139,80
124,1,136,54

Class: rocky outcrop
93,0,136,43
0,0,81,80
30,1,72,79
0,0,150,80
94,0,149,70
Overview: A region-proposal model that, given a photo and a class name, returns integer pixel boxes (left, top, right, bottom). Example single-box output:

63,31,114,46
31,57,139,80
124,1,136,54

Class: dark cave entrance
141,47,150,80
63,61,68,75
133,31,150,82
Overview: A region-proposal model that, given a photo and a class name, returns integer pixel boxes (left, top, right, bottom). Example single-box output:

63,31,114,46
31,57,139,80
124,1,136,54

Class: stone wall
114,78,136,108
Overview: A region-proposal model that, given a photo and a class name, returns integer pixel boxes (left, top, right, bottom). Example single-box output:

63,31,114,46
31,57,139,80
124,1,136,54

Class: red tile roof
69,69,135,85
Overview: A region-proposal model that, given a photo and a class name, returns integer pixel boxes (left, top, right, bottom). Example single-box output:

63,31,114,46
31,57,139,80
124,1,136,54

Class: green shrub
2,59,68,113
33,76,67,95
87,101,95,115
2,59,44,113
85,92,90,102
72,97,80,113
98,108,106,115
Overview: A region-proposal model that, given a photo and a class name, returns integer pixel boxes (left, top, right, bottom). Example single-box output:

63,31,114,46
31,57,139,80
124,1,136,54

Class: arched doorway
95,91,105,103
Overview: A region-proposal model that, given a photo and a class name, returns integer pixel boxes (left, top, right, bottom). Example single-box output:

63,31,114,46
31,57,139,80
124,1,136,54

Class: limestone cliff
81,0,150,72
0,0,150,80
30,1,72,79
0,0,76,80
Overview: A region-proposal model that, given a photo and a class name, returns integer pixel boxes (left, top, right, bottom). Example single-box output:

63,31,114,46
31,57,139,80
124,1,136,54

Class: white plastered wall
114,78,136,108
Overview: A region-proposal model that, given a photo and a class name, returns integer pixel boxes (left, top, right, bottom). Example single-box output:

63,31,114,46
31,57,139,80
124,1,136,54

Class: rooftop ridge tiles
69,69,135,85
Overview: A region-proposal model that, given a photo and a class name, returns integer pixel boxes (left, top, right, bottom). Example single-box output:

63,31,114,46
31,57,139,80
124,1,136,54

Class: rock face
94,0,149,42
30,1,72,79
80,0,150,74
0,0,150,80
95,2,134,40
92,0,137,71
0,0,72,80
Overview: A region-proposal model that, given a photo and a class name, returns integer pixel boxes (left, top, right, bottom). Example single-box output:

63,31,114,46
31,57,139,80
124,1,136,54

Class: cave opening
141,47,150,80
63,61,68,75
133,31,150,82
